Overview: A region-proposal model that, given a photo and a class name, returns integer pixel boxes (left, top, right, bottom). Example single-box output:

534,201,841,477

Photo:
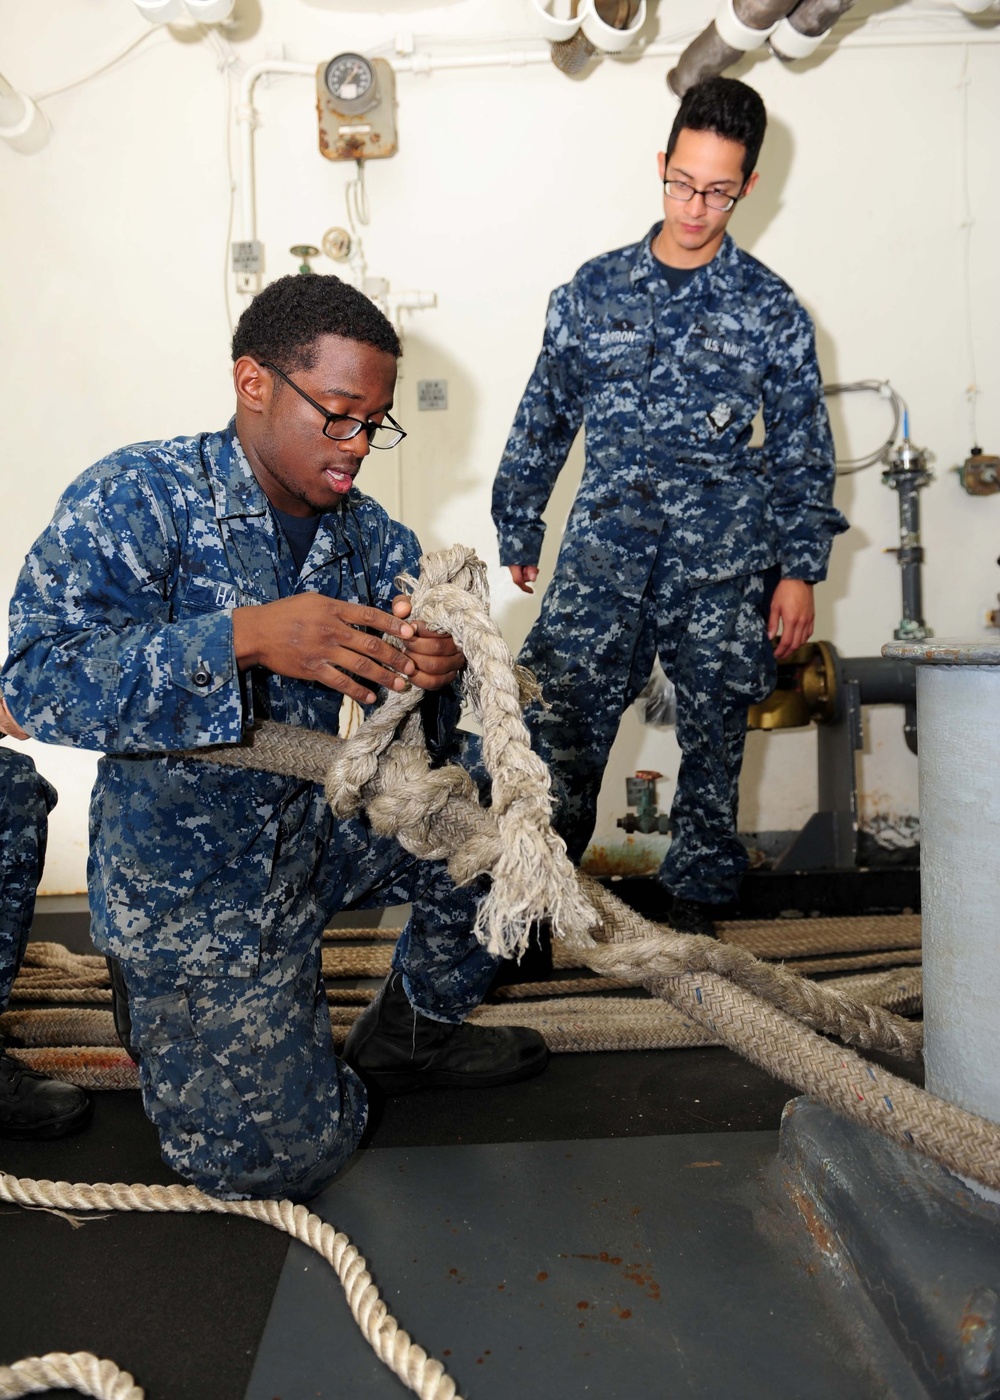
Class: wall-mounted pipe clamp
530,0,586,41
581,0,647,52
133,0,234,22
0,75,50,155
533,0,646,74
769,17,832,59
713,0,781,50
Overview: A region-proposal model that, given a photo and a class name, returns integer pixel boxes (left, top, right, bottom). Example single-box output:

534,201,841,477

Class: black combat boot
668,896,720,939
343,971,549,1094
0,1048,92,1140
106,955,139,1061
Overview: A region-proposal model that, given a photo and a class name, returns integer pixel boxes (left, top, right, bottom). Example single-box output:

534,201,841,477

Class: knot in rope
315,544,597,958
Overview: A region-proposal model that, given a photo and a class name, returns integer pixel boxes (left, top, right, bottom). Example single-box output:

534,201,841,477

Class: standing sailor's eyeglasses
662,179,745,213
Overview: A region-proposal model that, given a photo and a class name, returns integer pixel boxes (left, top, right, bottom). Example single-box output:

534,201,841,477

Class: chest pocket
685,320,763,400
582,331,654,384
171,575,239,618
170,573,267,622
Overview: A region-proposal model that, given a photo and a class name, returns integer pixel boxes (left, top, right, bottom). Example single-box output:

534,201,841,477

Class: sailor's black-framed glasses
663,179,745,213
261,360,407,449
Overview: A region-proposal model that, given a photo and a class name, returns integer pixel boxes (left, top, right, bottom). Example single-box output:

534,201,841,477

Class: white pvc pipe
133,0,187,23
769,17,833,58
530,0,583,42
0,72,50,155
714,0,781,51
581,0,648,53
0,72,25,127
883,639,1000,1202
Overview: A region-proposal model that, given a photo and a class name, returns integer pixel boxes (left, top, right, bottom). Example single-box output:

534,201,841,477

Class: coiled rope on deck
0,1351,141,1399
0,1176,463,1400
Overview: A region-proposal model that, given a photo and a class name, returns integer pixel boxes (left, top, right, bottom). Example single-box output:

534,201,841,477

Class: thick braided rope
2,965,922,1073
576,876,1000,1189
3,1048,139,1091
0,1175,462,1400
574,876,922,1059
194,546,595,959
12,902,922,1065
0,1009,120,1047
719,914,922,959
181,547,924,1061
782,948,922,975
393,559,595,955
0,1352,142,1399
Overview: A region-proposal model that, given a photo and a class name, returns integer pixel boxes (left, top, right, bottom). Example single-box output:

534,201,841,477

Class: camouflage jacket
2,422,421,974
493,228,847,587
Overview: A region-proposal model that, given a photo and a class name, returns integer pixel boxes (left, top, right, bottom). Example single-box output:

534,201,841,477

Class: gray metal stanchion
778,641,1000,1398
884,639,1000,1201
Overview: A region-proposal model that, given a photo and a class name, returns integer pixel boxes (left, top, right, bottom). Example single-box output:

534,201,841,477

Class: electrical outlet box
417,379,448,411
232,240,264,274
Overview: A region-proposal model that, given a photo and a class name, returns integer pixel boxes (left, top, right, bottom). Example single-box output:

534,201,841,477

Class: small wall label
417,379,448,411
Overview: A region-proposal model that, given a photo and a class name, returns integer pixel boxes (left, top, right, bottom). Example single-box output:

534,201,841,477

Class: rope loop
0,1351,143,1400
0,1173,463,1400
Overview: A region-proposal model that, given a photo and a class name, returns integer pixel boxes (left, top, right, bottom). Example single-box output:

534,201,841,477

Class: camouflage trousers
120,827,497,1202
518,540,776,905
0,746,57,1011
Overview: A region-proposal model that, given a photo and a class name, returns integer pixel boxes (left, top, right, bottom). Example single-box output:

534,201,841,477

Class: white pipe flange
133,0,187,21
185,0,236,20
0,91,50,155
769,16,832,58
530,0,583,41
580,0,648,53
713,0,780,51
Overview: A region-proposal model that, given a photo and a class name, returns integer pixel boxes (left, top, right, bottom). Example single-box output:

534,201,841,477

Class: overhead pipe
770,0,856,61
667,0,860,93
537,0,648,77
667,0,798,97
0,71,50,155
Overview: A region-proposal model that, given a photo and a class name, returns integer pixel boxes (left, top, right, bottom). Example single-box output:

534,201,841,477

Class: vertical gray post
883,639,1000,1202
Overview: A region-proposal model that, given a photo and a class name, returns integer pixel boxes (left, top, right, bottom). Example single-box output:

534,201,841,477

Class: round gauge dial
323,53,378,114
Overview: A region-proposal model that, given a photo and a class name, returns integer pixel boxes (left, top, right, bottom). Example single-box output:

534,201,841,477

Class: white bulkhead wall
0,0,997,891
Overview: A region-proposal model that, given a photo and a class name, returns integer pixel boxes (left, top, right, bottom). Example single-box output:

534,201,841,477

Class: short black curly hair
666,77,767,181
231,273,401,371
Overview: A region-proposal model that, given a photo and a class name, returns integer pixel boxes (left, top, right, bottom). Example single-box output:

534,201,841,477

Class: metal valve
290,244,320,275
617,771,671,835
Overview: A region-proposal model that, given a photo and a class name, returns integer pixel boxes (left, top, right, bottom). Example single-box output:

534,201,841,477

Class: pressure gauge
322,53,378,115
316,55,398,162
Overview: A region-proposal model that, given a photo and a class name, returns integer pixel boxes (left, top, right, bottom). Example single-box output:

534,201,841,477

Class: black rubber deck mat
0,1091,290,1400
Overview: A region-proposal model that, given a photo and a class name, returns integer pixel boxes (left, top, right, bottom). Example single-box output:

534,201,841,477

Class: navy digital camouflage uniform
3,423,497,1200
493,228,847,903
0,744,57,1011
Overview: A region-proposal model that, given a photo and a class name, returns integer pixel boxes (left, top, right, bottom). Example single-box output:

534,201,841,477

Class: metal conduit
667,0,857,93
842,657,916,710
667,0,798,96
